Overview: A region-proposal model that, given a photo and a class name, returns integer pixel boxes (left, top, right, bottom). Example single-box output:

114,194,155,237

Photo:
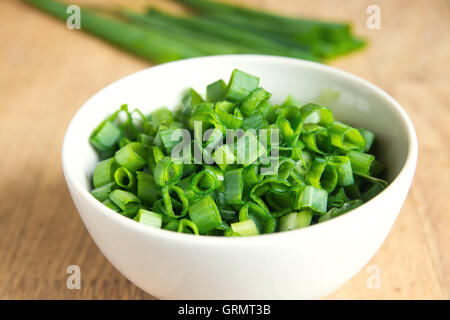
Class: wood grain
0,0,448,299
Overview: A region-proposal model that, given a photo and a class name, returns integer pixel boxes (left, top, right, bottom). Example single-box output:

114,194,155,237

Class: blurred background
0,0,448,299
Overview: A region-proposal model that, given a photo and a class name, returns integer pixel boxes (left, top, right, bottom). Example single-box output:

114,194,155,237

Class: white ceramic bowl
62,55,417,299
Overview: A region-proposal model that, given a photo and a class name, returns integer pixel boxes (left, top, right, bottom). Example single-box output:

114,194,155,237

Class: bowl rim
62,54,418,245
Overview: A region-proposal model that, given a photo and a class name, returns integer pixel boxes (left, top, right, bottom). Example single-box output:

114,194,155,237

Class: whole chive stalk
173,0,365,58
146,9,320,61
121,10,252,55
26,0,206,63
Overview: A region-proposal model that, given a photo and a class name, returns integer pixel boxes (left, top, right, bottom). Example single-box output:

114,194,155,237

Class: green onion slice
188,195,222,234
154,156,183,186
161,185,189,219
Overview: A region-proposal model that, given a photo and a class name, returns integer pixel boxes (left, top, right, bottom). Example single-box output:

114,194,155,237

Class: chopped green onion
90,121,121,152
291,185,328,214
224,168,244,205
136,171,159,205
93,157,117,188
327,155,354,186
214,101,243,129
302,124,331,155
91,182,118,202
114,167,136,190
161,185,189,218
109,189,141,217
347,150,375,176
154,156,183,186
279,211,313,231
148,146,165,172
359,128,375,152
191,170,218,195
134,209,163,228
225,69,260,102
188,195,222,234
240,88,272,116
307,158,338,193
177,218,200,234
115,142,147,172
299,103,334,126
239,201,275,234
328,122,366,151
206,79,227,102
102,199,121,212
229,219,259,236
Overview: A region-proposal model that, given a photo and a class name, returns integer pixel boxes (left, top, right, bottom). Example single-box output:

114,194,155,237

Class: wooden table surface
0,0,449,300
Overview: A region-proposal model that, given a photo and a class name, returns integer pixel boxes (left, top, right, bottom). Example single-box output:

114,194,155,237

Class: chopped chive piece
347,150,375,176
307,158,338,193
239,201,275,234
134,209,163,228
240,88,272,116
191,170,218,195
327,155,354,186
91,182,118,202
225,69,260,102
114,167,136,190
161,185,189,218
279,211,313,231
327,199,364,219
241,112,266,131
136,171,159,205
115,142,147,172
188,195,222,234
224,168,244,205
93,157,117,188
230,219,259,236
291,185,328,214
214,101,243,129
177,218,200,235
102,199,121,212
359,128,375,152
90,120,121,152
206,79,227,102
328,122,366,151
109,190,141,217
154,157,183,186
299,103,334,126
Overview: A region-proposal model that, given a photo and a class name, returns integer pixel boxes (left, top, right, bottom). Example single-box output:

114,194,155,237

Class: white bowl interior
64,55,410,193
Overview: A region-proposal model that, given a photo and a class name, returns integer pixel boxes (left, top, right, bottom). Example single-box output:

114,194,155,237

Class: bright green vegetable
134,209,163,229
115,142,147,173
279,211,313,231
188,195,222,233
91,182,118,202
26,0,206,63
109,190,141,217
93,158,117,188
114,167,136,191
224,168,244,205
228,219,259,236
226,69,260,102
88,69,387,235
